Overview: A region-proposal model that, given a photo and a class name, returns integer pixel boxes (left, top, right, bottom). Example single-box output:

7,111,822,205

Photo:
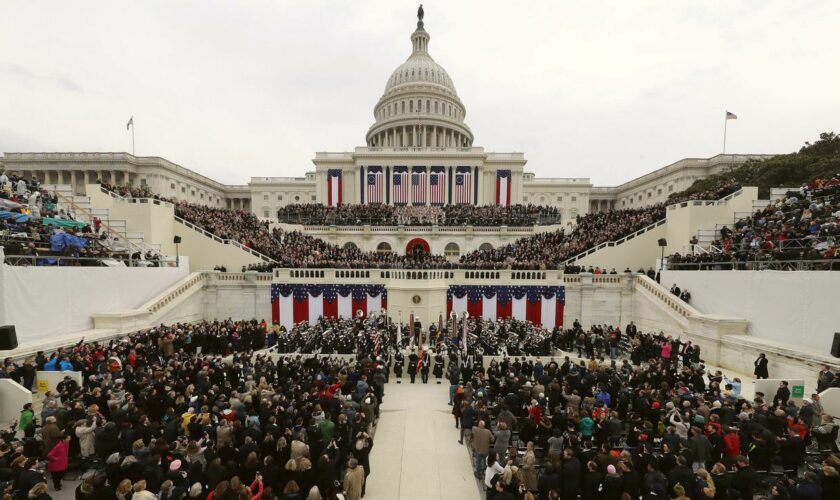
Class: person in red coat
47,434,71,490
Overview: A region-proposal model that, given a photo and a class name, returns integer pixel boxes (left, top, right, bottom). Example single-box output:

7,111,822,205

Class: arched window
426,100,430,112
478,242,493,252
409,101,414,112
343,242,358,251
444,242,460,257
434,101,438,113
376,242,392,254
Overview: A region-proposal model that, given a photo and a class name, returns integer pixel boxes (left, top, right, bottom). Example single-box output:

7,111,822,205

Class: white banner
338,294,353,319
482,295,497,322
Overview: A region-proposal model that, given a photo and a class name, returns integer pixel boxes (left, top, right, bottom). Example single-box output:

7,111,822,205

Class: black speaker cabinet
0,325,18,350
831,332,840,358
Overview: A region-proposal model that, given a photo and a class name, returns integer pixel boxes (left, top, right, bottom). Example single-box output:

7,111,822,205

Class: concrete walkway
365,380,482,500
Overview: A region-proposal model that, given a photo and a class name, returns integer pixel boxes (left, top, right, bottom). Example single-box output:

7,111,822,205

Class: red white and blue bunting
446,285,564,328
271,284,387,329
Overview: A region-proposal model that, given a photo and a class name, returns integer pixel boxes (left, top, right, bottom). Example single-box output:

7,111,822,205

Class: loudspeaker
831,332,840,358
658,238,668,247
0,325,18,350
173,236,182,244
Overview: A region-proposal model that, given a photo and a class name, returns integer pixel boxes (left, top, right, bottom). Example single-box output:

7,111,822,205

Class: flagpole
722,114,727,154
131,120,135,156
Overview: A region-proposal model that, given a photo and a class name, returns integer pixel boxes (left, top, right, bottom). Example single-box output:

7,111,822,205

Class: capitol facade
0,9,769,223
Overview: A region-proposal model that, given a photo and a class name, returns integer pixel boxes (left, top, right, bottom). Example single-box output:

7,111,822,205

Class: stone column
619,274,635,326
579,272,595,328
70,171,77,195
412,125,417,147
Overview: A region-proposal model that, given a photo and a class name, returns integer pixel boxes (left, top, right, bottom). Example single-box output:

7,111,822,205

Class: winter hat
170,460,182,472
607,465,617,474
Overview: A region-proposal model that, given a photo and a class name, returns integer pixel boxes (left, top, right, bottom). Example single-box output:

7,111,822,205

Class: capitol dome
366,9,473,148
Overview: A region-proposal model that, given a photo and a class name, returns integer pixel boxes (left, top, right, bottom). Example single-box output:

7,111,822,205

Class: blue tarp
50,232,88,252
0,210,30,223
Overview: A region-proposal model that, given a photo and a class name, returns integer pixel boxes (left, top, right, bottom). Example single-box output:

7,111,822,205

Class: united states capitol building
0,11,768,222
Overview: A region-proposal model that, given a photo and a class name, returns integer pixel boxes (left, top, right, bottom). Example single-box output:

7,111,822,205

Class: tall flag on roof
725,111,738,120
327,169,342,207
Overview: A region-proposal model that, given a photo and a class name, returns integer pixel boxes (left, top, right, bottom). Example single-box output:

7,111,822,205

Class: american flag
393,171,408,205
430,171,445,205
725,111,738,120
411,170,426,205
367,171,383,204
455,170,471,204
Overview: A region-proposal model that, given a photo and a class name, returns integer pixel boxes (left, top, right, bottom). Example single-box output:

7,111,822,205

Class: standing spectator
754,353,769,379
18,403,36,438
471,420,493,480
40,417,62,457
46,435,70,490
342,458,364,500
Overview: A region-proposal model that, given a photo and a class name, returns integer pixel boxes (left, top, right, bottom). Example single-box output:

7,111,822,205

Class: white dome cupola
366,5,473,148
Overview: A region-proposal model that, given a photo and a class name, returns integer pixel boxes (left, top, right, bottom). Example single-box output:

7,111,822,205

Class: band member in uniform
433,351,445,383
382,350,392,383
474,352,484,372
394,350,404,381
420,350,431,384
407,349,418,383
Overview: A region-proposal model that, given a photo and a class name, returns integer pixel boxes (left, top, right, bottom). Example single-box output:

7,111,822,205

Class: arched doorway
405,237,430,257
376,242,393,254
444,242,460,257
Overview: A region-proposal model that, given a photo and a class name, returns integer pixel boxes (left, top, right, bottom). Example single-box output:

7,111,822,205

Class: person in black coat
393,351,403,379
754,353,769,379
537,465,561,500
775,381,791,406
641,462,668,500
581,461,602,500
17,459,45,500
433,353,444,382
733,456,756,500
407,351,418,384
419,352,430,384
667,456,694,495
559,449,581,500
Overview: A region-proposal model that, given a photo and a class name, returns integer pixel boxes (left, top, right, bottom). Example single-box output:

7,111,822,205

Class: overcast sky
1,0,838,186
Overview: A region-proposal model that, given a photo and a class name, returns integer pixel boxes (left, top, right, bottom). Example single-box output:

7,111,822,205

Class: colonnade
370,125,470,148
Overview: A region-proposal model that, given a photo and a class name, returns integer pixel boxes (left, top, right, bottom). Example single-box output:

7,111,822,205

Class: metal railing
0,253,176,267
274,267,564,282
666,258,840,271
53,189,161,261
173,216,276,262
562,218,667,265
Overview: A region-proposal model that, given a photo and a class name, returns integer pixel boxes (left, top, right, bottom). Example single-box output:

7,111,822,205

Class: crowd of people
276,204,562,227
454,327,840,500
1,174,146,266
666,180,743,206
1,319,385,500
459,205,667,270
668,176,840,271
